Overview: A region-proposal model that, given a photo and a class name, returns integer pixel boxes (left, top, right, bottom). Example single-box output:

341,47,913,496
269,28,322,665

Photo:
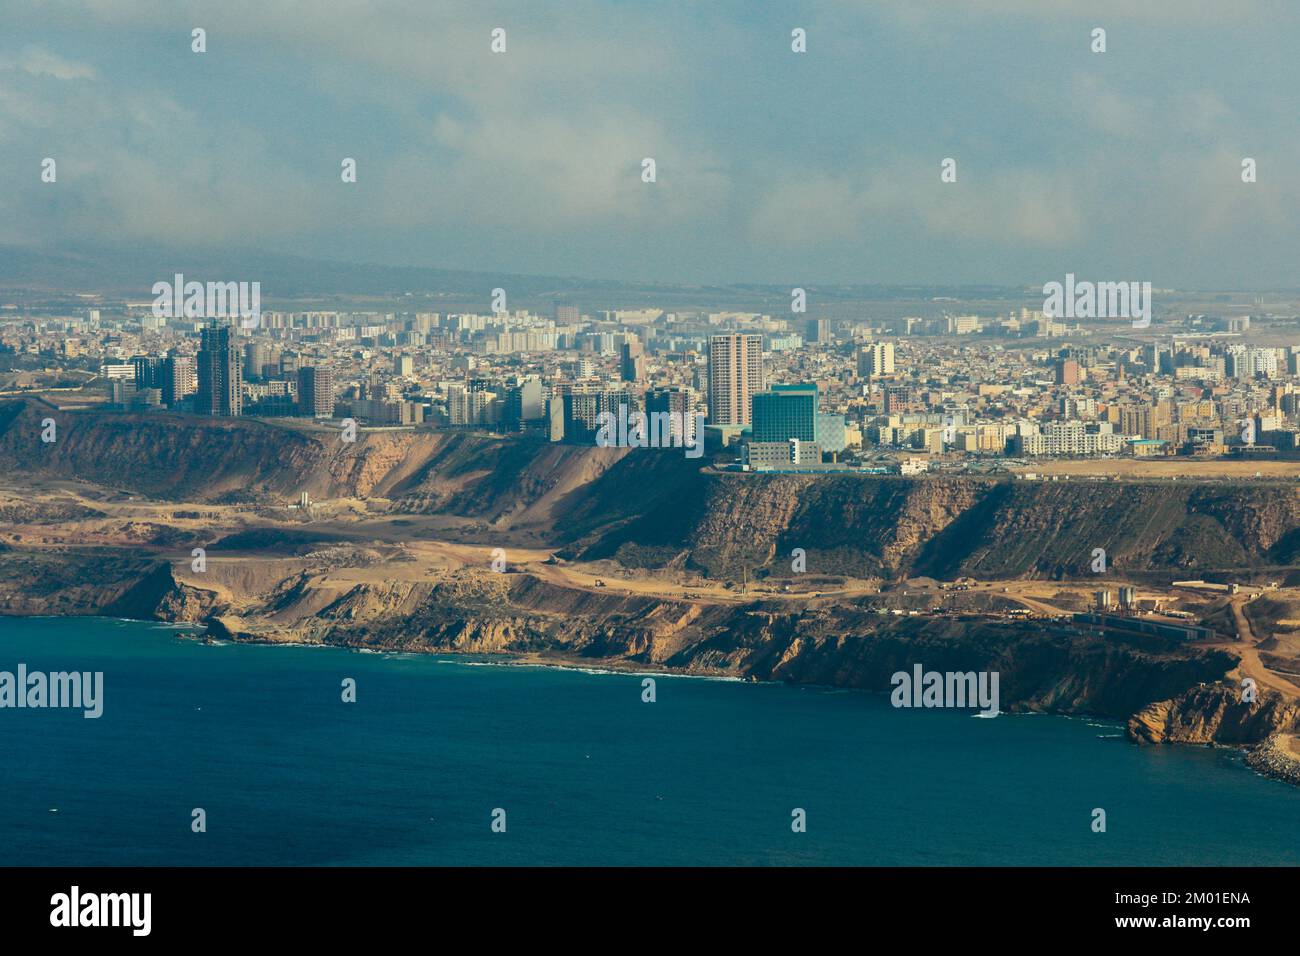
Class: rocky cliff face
0,400,631,522
0,402,327,501
140,561,1235,721
0,549,161,616
102,563,226,622
4,402,1298,581
7,403,1300,778
575,470,1300,581
1128,683,1300,745
0,542,1276,773
1129,684,1300,785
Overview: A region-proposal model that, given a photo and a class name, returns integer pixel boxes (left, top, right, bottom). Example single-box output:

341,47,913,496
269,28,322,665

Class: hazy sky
3,1,1299,288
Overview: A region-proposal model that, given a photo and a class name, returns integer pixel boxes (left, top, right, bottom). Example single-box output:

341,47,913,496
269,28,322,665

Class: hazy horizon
4,1,1300,289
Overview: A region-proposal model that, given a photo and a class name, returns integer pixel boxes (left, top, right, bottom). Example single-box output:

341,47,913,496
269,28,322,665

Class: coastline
7,614,1300,867
1245,734,1300,786
5,609,1294,786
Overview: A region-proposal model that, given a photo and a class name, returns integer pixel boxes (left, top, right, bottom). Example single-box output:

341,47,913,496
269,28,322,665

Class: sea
2,616,1298,866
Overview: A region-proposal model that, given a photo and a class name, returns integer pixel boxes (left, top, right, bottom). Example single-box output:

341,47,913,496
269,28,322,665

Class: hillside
3,399,1299,582
0,399,626,513
569,470,1300,582
6,403,1300,778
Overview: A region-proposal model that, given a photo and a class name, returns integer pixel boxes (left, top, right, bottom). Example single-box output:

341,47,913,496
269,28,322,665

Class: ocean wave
454,659,748,682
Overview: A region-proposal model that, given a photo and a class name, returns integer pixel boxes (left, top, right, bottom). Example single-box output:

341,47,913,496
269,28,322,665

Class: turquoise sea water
1,616,1298,866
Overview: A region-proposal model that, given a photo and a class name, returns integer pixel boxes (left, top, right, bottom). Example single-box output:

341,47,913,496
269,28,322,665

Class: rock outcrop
5,400,1300,582
1244,735,1300,785
5,401,1300,780
1127,683,1300,745
102,563,226,622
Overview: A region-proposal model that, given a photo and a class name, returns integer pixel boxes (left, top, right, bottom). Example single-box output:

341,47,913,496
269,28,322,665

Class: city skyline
7,0,1300,902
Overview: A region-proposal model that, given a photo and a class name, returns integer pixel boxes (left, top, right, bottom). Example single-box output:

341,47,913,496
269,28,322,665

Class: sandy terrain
7,473,1300,711
1024,458,1300,480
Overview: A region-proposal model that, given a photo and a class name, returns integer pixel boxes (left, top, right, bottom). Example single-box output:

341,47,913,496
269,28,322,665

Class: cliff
572,470,1300,581
4,401,1299,581
1129,684,1300,785
127,560,1235,721
102,562,226,622
6,400,1300,775
1128,683,1300,746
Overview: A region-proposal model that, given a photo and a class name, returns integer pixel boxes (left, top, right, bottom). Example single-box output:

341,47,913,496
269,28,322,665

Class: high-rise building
297,366,335,418
448,382,495,425
1225,345,1278,380
1118,403,1169,440
1055,358,1081,385
109,378,137,408
619,341,646,383
243,341,271,383
707,333,764,426
503,377,545,428
546,381,634,442
196,323,242,416
394,353,414,377
131,355,163,391
751,384,818,443
161,354,197,408
563,388,633,442
1286,347,1300,377
817,414,847,453
883,385,914,415
644,386,697,445
856,342,895,378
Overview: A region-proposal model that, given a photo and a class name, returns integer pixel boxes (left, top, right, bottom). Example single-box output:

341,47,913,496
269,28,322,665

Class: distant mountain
0,242,600,298
0,242,1026,312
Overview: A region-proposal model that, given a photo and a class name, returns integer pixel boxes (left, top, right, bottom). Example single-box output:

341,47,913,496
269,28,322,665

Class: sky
2,0,1299,289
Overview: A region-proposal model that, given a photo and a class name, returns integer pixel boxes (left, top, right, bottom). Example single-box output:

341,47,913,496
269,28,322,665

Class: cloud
869,0,1282,25
0,46,96,80
750,159,1085,251
0,2,729,251
750,176,865,245
372,110,731,230
1,1,1299,286
0,62,319,247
